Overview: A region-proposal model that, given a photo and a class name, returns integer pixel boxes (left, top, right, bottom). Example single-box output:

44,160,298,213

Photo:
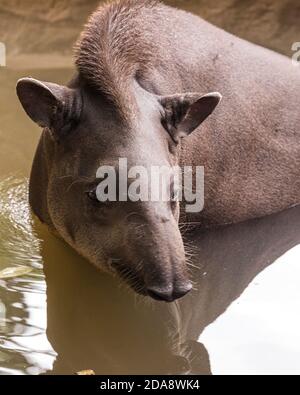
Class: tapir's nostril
147,282,192,302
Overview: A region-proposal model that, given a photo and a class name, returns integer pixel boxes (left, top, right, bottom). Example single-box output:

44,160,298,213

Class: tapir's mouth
111,261,148,296
110,259,192,302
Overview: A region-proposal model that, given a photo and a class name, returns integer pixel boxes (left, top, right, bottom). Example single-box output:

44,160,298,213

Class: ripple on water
0,175,55,375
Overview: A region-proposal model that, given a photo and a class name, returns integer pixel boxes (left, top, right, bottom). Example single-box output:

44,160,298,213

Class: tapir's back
76,0,300,99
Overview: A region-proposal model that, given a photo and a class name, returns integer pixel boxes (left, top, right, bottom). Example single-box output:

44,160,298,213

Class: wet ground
0,66,300,375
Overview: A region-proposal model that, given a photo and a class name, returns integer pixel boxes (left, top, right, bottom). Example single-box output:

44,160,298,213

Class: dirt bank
0,0,299,68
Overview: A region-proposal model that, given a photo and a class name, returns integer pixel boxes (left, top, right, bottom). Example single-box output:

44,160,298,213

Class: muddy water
1,66,300,375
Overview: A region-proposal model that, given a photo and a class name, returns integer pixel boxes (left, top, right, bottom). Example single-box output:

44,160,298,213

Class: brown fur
75,0,161,117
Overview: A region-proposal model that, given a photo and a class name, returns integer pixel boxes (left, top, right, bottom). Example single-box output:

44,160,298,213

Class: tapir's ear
16,78,82,139
160,92,222,142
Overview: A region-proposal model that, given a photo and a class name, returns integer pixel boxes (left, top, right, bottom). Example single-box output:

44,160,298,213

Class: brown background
0,0,299,67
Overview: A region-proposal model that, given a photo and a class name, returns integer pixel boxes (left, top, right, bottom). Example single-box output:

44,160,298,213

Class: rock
75,369,95,375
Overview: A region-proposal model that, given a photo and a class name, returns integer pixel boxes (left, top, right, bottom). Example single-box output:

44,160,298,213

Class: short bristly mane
75,0,161,117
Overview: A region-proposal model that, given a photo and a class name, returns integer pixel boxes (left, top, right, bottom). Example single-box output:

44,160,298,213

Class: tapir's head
16,74,221,302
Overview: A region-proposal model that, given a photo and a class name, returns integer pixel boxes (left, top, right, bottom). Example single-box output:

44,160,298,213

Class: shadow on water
38,202,300,374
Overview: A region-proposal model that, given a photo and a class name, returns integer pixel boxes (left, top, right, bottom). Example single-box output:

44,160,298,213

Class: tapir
16,0,300,301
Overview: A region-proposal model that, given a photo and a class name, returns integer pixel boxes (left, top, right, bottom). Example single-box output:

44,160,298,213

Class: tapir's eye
85,188,111,207
86,189,99,202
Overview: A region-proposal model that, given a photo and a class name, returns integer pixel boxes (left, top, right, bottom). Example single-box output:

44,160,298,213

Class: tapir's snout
125,207,192,302
147,281,193,302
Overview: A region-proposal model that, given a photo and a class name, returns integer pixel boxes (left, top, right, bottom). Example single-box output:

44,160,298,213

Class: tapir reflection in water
42,206,300,374
17,0,300,301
